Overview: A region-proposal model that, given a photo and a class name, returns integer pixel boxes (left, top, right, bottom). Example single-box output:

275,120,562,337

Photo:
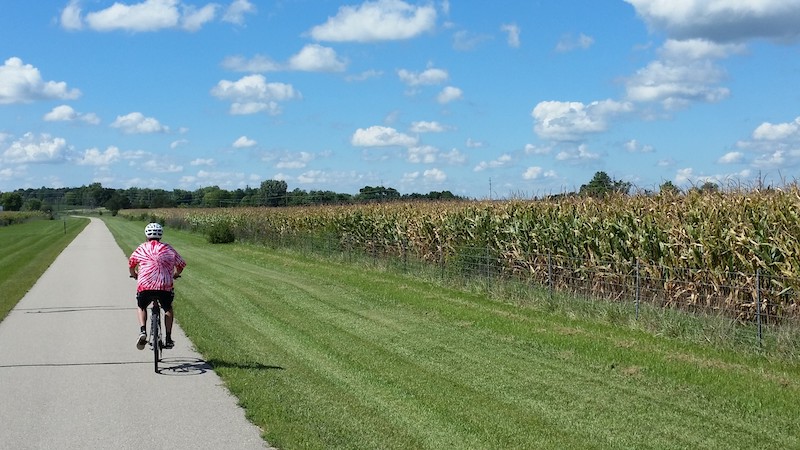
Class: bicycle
131,275,179,373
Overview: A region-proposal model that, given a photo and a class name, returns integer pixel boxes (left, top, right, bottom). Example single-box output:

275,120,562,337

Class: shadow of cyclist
156,357,284,375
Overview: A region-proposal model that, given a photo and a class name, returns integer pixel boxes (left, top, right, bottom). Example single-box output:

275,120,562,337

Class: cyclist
129,222,186,350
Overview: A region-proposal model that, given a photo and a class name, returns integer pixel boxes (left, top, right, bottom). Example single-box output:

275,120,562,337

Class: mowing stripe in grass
179,251,583,448
102,216,800,450
180,243,798,449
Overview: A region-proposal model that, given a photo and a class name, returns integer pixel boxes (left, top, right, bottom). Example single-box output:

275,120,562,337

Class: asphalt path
0,218,272,449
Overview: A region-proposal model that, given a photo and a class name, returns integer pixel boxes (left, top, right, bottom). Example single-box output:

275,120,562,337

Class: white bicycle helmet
144,222,163,239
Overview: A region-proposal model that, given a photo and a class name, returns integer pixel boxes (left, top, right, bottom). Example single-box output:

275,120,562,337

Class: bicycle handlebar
129,274,182,279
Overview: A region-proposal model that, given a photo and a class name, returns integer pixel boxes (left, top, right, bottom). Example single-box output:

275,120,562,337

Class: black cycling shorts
136,290,175,312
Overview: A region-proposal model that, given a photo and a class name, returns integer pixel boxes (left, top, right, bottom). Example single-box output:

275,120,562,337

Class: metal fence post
486,244,492,294
635,259,640,321
439,245,445,279
402,239,408,272
547,253,553,300
756,269,763,349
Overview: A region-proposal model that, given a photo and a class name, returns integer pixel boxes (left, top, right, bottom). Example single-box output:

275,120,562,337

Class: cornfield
121,187,800,324
0,211,50,226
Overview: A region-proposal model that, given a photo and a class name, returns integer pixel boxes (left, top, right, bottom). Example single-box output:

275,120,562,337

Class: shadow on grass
207,359,285,372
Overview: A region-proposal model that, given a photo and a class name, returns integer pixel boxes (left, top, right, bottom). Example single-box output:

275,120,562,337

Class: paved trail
0,218,271,449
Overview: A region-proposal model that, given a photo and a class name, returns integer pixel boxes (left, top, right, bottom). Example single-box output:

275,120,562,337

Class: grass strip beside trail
103,216,800,450
0,217,89,322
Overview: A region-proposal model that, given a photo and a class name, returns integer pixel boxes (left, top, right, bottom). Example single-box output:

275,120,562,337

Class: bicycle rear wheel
151,306,160,373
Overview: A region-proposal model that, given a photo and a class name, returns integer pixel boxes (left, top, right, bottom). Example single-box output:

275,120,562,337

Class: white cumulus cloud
62,0,251,32
407,145,438,163
625,0,800,43
752,117,800,141
233,136,257,148
223,0,256,25
309,0,436,42
0,57,81,104
351,126,418,147
181,4,219,31
423,168,447,182
84,0,183,32
111,112,168,134
718,151,744,164
77,146,120,166
410,121,447,133
398,67,448,86
522,166,556,180
555,144,601,162
288,44,347,72
437,86,463,104
627,62,727,108
224,45,347,73
211,74,300,115
61,0,83,30
1,133,68,164
624,139,654,153
43,105,100,124
532,99,633,141
474,154,512,172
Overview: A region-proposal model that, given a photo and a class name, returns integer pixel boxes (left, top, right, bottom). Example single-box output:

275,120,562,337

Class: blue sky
1,0,800,199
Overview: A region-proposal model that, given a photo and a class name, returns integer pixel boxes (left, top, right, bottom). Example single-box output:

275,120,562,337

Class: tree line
0,172,718,214
0,180,463,214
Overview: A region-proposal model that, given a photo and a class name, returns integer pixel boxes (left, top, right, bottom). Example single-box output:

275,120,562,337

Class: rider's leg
136,292,149,333
138,307,147,329
163,291,175,342
135,301,148,350
164,309,173,334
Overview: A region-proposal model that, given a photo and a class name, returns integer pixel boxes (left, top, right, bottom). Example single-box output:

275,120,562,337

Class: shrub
206,220,235,244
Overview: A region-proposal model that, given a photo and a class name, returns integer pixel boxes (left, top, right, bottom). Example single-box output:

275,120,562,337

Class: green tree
659,181,681,196
699,181,719,194
105,193,131,215
1,192,23,211
357,186,400,202
64,191,78,206
580,172,613,197
259,180,288,206
202,186,231,207
580,171,631,197
22,198,42,211
150,190,175,208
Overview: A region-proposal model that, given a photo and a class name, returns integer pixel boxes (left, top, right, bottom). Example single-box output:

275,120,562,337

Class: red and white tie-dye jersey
129,240,186,293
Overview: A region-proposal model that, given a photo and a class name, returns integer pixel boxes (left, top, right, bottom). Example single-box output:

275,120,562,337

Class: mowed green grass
0,217,89,321
103,216,800,450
